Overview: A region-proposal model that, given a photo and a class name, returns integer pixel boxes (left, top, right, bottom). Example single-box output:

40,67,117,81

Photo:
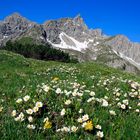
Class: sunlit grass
0,50,140,140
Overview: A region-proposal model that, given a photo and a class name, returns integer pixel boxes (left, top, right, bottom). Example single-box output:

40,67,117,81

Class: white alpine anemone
61,108,66,116
35,102,43,108
82,114,89,122
65,100,71,105
97,131,104,138
26,109,33,115
23,95,30,102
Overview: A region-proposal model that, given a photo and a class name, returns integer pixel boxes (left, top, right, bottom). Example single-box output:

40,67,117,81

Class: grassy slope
0,50,140,140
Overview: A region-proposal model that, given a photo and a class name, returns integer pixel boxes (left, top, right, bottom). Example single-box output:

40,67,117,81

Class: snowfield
47,32,100,52
113,50,140,69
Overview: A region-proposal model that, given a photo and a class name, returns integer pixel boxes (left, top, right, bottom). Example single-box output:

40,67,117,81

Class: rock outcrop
0,12,140,74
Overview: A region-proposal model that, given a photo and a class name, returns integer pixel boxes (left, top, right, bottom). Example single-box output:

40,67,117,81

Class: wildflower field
0,50,140,140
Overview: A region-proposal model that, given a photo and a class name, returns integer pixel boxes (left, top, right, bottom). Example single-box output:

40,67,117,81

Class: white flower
64,127,70,132
116,92,121,97
82,114,89,122
26,109,33,115
61,109,66,116
117,102,121,107
77,117,83,123
96,98,102,103
65,100,71,105
87,98,93,103
42,85,50,92
14,116,20,121
14,112,24,122
137,103,140,106
33,106,39,113
97,131,104,138
129,92,134,97
23,95,30,102
35,102,43,108
104,96,108,99
61,127,70,132
124,93,127,97
1,99,4,103
56,129,61,132
71,126,78,132
85,90,90,93
43,117,49,122
19,112,24,119
16,98,22,103
65,91,71,96
56,88,62,94
131,89,135,92
20,118,25,122
28,116,33,122
115,98,120,101
105,87,109,91
102,99,108,107
95,125,102,130
133,92,138,96
129,106,132,109
11,110,16,117
131,83,137,89
27,124,36,129
109,110,116,116
122,99,129,105
0,106,3,112
72,92,78,96
120,104,126,110
79,109,83,114
77,92,83,97
135,109,140,113
82,122,87,128
90,91,95,96
64,90,68,94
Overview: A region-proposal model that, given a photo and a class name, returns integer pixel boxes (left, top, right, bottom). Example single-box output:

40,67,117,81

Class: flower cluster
10,66,140,139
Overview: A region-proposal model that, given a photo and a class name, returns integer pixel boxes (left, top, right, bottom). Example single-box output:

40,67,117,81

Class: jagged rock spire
73,14,88,30
4,12,22,21
73,14,83,23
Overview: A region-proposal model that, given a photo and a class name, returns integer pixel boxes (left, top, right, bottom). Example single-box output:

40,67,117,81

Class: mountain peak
73,14,83,22
74,14,82,19
10,12,21,17
114,35,130,42
4,12,27,23
72,14,88,30
5,12,22,19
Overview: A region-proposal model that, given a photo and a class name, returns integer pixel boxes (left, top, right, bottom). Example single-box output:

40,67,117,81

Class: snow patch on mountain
48,32,91,52
40,36,44,40
3,35,8,39
113,50,140,69
94,42,99,46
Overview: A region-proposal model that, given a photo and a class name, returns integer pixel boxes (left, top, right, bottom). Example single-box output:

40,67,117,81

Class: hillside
0,50,140,140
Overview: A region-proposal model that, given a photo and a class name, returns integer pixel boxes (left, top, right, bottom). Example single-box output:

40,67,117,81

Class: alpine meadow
0,0,140,139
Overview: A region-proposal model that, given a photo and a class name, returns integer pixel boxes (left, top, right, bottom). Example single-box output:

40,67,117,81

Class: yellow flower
84,120,93,131
53,77,59,81
44,120,52,129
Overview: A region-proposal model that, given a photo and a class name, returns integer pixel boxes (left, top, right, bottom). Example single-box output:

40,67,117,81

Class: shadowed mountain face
0,13,140,74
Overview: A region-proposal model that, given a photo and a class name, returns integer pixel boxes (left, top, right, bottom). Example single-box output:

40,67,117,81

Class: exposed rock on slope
0,13,140,74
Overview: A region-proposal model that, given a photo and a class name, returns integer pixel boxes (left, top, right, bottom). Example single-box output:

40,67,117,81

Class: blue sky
0,0,140,42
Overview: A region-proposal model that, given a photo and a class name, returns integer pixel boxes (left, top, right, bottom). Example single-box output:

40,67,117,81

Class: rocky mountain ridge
0,13,140,74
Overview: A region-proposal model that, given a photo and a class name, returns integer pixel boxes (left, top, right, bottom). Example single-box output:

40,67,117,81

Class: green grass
0,50,140,140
